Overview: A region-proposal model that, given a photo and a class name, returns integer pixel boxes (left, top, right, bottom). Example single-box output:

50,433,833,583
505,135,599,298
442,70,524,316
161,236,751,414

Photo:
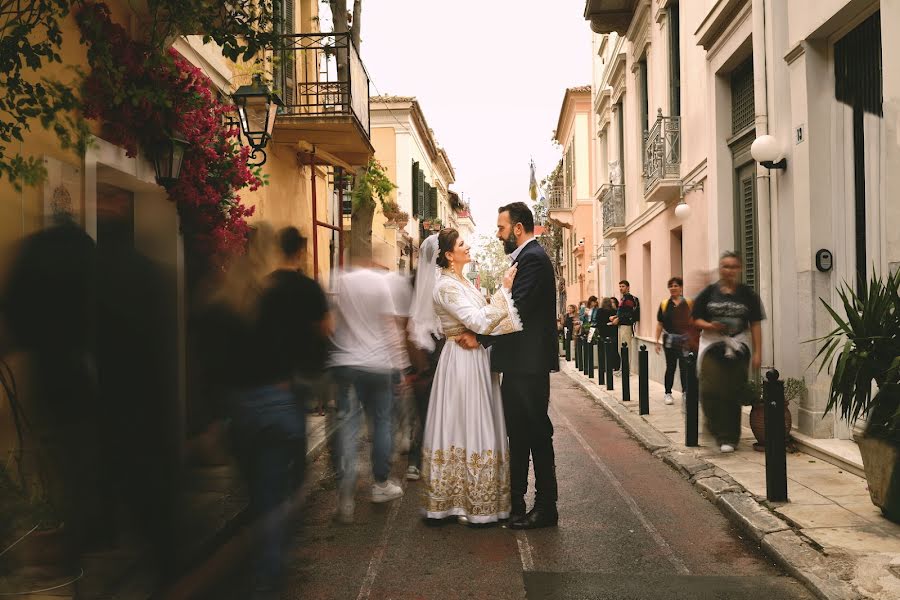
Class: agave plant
813,269,900,432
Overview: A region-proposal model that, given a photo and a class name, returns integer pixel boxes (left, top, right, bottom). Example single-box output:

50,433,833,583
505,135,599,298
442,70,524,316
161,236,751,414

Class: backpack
633,295,641,323
660,297,693,314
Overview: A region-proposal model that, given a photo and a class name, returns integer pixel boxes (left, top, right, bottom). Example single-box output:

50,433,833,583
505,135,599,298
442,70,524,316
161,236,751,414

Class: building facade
549,86,599,308
370,96,459,272
585,0,900,441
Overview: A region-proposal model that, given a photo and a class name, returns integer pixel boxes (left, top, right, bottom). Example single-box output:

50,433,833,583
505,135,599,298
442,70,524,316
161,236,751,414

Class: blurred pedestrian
653,277,694,405
329,266,407,524
562,304,577,351
692,252,764,453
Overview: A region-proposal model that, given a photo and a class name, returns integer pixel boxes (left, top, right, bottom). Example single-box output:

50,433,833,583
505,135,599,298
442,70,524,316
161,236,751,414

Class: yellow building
0,0,372,469
369,96,459,272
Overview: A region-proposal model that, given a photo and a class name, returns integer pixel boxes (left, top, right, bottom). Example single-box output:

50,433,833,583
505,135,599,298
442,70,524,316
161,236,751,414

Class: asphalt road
198,373,813,600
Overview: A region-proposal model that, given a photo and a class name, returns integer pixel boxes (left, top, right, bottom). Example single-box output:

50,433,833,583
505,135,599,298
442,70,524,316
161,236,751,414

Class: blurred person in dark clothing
0,217,100,561
592,297,620,370
229,225,330,597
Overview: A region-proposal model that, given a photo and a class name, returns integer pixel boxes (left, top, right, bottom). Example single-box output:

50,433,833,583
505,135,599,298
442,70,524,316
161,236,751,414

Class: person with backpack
610,280,640,372
654,277,695,405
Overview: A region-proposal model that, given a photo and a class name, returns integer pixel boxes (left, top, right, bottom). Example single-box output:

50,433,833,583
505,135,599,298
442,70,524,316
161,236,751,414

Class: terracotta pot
3,526,72,573
749,400,792,452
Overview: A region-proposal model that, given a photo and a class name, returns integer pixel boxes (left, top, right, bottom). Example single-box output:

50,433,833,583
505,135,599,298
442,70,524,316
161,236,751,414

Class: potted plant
430,218,443,231
395,211,409,229
747,376,806,451
814,269,900,522
0,464,69,574
381,200,400,222
421,219,432,231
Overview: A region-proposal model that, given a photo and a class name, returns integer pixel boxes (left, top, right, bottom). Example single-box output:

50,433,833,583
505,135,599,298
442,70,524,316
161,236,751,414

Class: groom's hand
455,331,479,350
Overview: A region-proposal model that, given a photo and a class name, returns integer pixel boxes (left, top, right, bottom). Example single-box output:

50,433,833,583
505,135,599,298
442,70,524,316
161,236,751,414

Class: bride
414,228,521,524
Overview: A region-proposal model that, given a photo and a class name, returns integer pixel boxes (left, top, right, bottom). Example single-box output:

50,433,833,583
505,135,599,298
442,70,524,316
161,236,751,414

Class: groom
458,202,560,529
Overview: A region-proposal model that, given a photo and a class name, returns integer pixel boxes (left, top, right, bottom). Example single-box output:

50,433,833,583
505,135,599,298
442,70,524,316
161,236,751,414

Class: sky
357,0,593,239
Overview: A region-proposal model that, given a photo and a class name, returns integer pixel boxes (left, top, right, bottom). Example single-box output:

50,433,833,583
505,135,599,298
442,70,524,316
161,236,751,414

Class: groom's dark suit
482,238,559,512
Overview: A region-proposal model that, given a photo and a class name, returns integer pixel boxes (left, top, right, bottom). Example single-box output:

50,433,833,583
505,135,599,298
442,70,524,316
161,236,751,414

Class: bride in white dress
415,229,522,524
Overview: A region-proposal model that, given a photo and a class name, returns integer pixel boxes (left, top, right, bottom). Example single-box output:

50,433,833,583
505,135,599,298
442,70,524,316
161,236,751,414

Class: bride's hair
436,228,460,269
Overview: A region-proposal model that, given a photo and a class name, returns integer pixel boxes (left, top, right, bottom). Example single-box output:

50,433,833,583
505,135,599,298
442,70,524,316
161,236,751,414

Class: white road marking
550,405,691,575
515,531,535,572
356,481,407,600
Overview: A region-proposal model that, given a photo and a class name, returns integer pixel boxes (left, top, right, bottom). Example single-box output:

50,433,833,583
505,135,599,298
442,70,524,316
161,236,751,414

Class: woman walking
691,252,764,452
653,277,694,405
593,297,620,370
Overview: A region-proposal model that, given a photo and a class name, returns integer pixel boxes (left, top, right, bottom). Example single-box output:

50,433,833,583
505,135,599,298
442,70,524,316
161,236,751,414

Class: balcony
271,33,374,170
547,184,574,227
584,0,638,35
600,184,626,238
642,110,681,204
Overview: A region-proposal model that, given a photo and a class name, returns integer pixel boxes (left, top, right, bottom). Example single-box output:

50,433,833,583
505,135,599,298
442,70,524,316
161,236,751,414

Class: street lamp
152,131,189,188
676,179,704,220
231,74,283,166
751,134,787,170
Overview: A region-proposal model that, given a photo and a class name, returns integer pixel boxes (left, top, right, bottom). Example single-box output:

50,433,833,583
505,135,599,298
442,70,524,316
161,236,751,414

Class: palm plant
813,269,900,439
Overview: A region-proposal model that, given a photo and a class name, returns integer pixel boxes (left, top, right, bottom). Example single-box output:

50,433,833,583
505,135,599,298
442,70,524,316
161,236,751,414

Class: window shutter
668,4,681,118
417,170,426,218
731,59,755,134
428,186,438,219
274,0,296,106
737,166,758,291
411,161,420,219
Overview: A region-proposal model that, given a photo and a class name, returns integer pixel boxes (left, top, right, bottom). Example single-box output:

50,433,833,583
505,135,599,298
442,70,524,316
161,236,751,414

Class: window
731,58,755,134
565,144,575,203
834,11,882,293
274,0,296,105
637,57,649,134
616,101,625,179
668,3,681,118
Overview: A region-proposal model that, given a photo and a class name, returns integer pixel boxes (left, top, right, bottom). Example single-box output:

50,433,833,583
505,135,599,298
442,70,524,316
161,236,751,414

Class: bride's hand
502,264,518,290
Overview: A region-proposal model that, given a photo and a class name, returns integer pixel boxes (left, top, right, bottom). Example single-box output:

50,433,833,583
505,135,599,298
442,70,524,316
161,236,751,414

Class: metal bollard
583,338,591,376
586,339,594,377
621,342,631,401
639,345,649,415
565,336,571,362
684,352,699,447
764,369,788,502
575,337,582,370
597,335,606,385
604,337,614,391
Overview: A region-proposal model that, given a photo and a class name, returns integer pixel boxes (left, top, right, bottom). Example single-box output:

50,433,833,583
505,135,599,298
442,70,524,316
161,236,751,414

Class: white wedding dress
421,269,522,523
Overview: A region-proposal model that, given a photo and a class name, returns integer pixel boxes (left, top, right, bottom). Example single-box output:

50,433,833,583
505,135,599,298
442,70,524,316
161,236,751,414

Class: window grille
731,59,755,134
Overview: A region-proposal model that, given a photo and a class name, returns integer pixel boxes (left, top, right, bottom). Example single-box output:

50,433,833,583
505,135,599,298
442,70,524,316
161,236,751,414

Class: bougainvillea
75,2,262,264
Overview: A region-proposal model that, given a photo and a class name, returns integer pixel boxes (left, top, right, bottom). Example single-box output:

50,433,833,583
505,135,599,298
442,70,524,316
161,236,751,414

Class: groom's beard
502,231,518,255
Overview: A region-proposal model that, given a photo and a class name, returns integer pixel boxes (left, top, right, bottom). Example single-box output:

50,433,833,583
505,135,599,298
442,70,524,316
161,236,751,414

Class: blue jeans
229,384,306,591
331,366,393,497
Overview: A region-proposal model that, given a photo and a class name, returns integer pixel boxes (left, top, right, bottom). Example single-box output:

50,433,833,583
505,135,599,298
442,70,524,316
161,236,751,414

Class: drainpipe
752,0,777,368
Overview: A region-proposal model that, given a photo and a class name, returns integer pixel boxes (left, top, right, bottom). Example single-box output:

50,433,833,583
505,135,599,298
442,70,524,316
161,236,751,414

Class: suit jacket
481,240,559,374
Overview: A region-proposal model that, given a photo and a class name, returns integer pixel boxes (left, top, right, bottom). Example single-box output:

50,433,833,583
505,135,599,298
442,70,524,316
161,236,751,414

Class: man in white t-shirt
329,267,408,523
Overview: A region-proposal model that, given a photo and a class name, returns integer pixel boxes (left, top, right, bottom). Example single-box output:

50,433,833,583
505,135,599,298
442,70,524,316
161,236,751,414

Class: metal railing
548,185,572,210
601,184,625,235
273,32,371,136
642,109,680,192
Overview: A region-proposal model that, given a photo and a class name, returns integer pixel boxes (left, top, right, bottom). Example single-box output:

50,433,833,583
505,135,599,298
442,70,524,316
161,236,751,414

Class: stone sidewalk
561,360,900,600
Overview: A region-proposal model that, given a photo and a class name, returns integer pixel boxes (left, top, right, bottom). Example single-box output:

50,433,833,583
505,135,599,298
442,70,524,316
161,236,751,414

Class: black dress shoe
509,505,558,530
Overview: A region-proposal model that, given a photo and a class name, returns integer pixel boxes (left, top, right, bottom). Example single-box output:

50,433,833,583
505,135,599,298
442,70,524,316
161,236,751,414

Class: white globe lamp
598,254,608,265
750,134,786,169
674,201,692,220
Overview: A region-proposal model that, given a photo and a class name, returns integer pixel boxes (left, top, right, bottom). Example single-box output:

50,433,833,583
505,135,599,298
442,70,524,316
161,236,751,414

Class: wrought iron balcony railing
601,184,625,236
273,32,371,137
548,185,572,210
643,110,680,193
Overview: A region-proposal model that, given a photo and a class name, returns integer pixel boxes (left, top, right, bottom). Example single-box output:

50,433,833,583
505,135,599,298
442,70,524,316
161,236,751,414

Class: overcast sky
359,0,593,238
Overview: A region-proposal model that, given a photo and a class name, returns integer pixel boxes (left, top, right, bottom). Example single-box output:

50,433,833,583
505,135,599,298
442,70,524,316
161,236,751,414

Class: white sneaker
336,496,355,524
371,480,404,503
664,393,674,405
720,444,735,453
406,466,421,481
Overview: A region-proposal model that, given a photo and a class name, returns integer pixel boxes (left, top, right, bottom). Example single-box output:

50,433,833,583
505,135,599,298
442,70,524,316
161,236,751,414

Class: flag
528,159,538,201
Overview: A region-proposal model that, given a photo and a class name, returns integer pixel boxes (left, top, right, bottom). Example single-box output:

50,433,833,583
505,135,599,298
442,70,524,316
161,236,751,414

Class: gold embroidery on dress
421,445,512,516
435,271,521,337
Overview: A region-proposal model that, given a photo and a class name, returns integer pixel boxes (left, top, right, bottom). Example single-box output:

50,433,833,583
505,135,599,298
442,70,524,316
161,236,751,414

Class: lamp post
751,134,787,170
676,180,704,220
230,74,283,166
152,132,189,188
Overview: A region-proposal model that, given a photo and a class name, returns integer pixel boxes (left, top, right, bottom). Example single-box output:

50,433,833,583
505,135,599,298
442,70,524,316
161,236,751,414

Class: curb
560,366,862,600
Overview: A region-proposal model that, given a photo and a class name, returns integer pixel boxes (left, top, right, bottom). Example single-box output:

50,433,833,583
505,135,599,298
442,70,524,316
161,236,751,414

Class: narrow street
202,373,813,599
